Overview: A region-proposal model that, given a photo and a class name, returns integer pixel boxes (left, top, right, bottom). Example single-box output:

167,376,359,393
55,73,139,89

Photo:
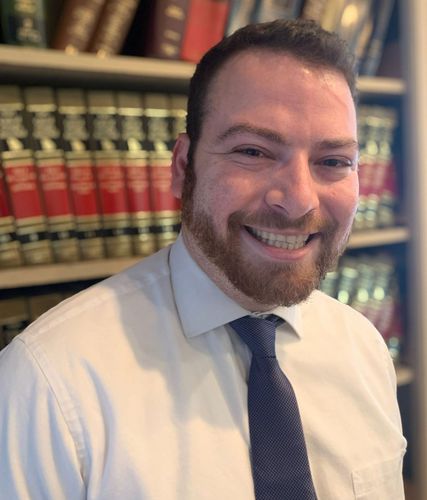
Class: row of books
0,0,396,75
319,252,403,362
0,92,401,270
0,85,186,268
354,105,399,231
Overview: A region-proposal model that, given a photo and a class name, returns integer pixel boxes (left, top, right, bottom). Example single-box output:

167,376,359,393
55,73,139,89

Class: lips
245,226,311,249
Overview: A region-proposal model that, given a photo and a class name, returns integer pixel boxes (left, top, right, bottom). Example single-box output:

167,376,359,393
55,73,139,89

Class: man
0,19,406,499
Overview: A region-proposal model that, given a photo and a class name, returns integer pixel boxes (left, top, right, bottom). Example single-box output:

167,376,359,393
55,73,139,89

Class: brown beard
180,163,350,307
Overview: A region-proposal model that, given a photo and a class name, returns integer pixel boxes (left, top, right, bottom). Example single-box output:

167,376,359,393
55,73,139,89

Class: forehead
201,49,356,140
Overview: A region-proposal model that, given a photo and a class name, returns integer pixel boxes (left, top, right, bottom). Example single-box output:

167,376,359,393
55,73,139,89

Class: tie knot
229,315,281,358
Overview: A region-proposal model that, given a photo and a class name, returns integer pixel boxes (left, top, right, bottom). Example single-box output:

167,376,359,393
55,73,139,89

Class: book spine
300,0,329,22
0,86,53,265
24,86,80,263
56,88,106,260
0,165,23,267
116,91,156,257
51,0,106,53
145,0,189,59
1,0,48,47
87,90,133,258
251,0,303,23
144,93,181,250
359,0,396,76
87,0,139,56
225,0,256,36
180,0,229,63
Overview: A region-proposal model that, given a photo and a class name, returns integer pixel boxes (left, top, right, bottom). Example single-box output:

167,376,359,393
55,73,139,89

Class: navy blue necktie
230,315,317,500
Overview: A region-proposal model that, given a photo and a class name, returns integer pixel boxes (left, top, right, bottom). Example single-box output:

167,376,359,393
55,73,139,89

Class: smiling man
0,20,406,500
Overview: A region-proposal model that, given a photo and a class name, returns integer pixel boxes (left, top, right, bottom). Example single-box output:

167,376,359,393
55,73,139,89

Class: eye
234,147,267,158
319,157,356,169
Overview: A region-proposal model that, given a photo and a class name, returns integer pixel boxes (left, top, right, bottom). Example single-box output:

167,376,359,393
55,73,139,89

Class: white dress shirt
0,234,406,499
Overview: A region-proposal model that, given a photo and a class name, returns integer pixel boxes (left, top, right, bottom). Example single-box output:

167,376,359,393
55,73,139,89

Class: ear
171,133,190,199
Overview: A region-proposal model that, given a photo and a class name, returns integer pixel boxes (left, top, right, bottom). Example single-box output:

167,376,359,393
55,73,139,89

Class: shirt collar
169,233,304,339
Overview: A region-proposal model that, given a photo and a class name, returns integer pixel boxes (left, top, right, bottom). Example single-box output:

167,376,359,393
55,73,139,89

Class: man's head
186,19,357,165
172,19,360,312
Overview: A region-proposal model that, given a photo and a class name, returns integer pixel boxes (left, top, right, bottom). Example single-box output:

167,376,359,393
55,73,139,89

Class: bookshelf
0,8,423,494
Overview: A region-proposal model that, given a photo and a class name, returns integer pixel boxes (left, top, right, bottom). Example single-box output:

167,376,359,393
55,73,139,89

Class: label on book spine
57,88,105,260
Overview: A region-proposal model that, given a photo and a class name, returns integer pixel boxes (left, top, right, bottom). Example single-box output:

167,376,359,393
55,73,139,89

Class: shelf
0,45,194,90
348,226,410,248
357,76,406,96
0,257,140,289
0,45,406,95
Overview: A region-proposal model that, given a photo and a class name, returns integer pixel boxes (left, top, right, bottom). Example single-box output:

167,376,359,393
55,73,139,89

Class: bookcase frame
0,17,424,494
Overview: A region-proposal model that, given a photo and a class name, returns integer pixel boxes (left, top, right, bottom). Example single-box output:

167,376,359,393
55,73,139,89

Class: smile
245,227,311,249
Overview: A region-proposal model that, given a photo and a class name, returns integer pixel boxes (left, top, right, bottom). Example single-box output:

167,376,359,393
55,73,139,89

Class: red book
180,0,229,63
0,165,22,267
86,90,133,258
144,93,182,249
24,86,80,262
0,86,53,265
116,91,156,257
56,88,106,260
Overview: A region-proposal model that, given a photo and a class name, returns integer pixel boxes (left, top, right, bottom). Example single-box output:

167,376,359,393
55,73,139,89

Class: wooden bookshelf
0,45,405,95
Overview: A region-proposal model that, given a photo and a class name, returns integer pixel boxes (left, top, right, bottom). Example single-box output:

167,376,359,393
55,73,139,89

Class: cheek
325,179,359,224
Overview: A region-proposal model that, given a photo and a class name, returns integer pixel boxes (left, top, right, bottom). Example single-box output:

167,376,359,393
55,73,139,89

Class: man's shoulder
18,246,173,348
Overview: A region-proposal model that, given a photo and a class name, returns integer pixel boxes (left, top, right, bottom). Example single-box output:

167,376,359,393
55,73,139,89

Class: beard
180,163,351,308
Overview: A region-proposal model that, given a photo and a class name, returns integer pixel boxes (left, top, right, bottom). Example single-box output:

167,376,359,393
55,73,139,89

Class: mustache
228,209,337,234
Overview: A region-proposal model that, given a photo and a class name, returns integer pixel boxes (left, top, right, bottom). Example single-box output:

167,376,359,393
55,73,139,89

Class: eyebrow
217,123,360,152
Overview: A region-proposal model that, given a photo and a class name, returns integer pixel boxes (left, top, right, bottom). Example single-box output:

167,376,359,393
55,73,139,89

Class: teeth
248,227,309,249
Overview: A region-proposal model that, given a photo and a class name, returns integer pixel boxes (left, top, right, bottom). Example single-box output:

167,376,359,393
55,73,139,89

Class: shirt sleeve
0,338,85,500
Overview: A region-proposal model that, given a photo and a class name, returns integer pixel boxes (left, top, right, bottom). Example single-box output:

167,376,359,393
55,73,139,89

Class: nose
264,155,320,219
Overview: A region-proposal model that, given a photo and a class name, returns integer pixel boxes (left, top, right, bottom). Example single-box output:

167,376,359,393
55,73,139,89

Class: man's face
172,50,359,311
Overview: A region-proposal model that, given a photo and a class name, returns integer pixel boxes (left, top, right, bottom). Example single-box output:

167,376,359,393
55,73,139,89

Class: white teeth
248,227,310,249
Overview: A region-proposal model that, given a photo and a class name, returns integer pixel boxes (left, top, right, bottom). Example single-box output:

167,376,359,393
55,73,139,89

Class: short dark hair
186,19,357,162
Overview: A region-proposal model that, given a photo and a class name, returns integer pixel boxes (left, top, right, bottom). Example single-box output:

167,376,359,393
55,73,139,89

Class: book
86,90,133,258
332,0,373,57
251,0,303,23
225,0,256,36
24,86,80,263
145,0,189,59
1,0,48,47
51,0,106,53
300,0,329,22
116,90,156,256
359,0,396,76
0,85,53,265
144,93,181,249
0,165,23,268
180,0,229,63
0,297,30,348
56,88,105,260
87,0,139,56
